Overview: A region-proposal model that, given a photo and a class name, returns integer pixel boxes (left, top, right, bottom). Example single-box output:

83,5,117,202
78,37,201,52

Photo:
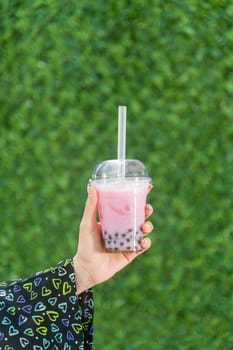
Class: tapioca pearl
122,233,126,237
126,238,131,243
115,232,119,237
108,234,112,240
104,230,108,236
128,228,133,233
120,242,124,246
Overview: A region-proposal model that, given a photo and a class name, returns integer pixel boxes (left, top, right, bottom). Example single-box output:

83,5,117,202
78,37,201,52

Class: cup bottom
102,228,143,252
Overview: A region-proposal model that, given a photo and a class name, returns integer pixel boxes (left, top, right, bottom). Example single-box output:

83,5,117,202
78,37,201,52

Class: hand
73,185,154,294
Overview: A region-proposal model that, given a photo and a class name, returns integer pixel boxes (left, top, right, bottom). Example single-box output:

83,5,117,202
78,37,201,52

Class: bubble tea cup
91,159,152,252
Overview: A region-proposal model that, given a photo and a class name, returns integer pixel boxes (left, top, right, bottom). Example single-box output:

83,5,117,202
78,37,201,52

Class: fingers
147,184,153,194
133,221,153,258
124,237,152,262
142,221,153,234
140,237,152,250
80,185,98,231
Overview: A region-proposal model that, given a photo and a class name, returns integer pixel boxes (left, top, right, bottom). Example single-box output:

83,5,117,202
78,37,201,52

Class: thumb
80,185,98,231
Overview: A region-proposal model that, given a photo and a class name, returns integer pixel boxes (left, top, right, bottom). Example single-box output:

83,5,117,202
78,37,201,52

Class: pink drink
94,179,149,251
92,159,151,252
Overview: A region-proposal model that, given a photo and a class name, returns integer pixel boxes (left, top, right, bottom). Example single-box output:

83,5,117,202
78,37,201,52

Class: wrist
73,255,95,295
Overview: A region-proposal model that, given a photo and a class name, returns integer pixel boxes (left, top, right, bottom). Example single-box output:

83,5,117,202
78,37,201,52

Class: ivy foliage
0,1,233,349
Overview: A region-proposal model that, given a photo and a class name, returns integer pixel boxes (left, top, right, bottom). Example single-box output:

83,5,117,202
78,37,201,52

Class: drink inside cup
92,159,151,252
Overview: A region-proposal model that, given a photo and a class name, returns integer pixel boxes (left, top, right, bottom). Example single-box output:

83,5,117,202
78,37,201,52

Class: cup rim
91,176,152,184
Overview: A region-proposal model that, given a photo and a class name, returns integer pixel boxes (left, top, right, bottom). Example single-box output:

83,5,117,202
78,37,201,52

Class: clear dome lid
92,159,150,180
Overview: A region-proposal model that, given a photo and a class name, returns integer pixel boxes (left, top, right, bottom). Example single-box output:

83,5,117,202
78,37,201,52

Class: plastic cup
91,159,152,252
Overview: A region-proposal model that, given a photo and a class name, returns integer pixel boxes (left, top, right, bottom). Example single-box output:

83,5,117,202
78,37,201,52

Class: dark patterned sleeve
0,258,94,349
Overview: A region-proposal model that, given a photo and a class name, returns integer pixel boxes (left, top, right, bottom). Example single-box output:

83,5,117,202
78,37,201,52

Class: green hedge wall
0,1,232,349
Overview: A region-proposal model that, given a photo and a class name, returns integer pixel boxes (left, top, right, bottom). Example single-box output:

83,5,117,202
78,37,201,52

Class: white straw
117,106,127,178
117,106,127,160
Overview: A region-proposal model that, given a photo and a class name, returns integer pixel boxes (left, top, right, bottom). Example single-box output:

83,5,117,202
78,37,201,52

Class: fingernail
141,237,150,246
146,204,153,213
87,180,92,192
143,222,153,232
